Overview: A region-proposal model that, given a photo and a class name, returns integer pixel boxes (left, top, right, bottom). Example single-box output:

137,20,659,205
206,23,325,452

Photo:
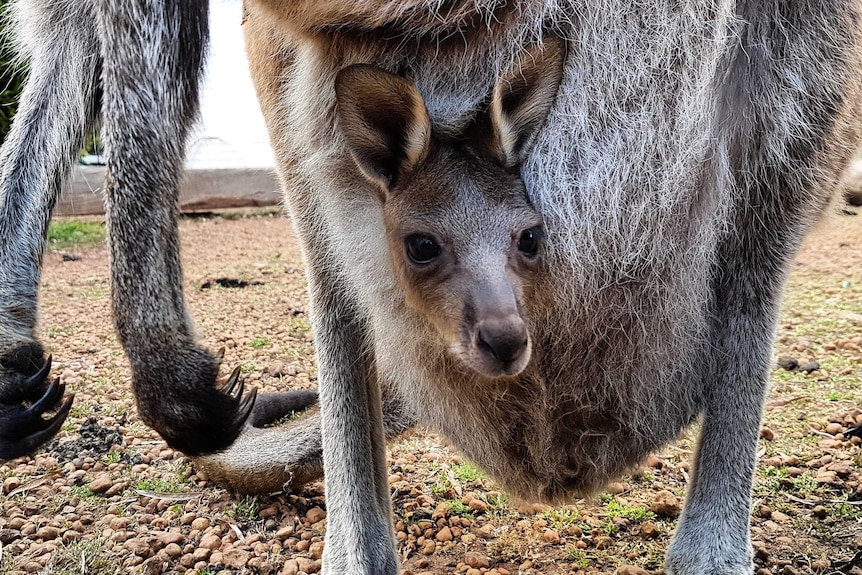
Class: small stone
88,473,113,494
811,559,830,571
464,552,490,569
799,361,819,374
2,477,21,495
190,517,210,531
222,548,251,569
35,526,60,540
163,543,183,559
825,422,844,435
616,565,650,575
0,529,21,544
309,541,325,560
306,507,326,524
155,531,184,547
476,524,495,539
275,525,295,540
812,505,828,519
281,559,299,575
760,427,775,441
199,534,221,550
650,490,681,517
421,540,436,555
596,536,614,549
639,521,659,539
296,557,319,573
777,356,798,371
542,529,561,543
436,526,453,541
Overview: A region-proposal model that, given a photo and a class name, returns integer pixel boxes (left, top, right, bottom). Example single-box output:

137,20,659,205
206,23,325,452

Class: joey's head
335,39,564,378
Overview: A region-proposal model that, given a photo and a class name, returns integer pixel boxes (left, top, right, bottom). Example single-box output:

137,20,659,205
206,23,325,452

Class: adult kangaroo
1,1,860,574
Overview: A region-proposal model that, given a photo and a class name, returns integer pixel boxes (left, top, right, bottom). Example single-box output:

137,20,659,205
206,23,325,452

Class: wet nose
476,316,529,366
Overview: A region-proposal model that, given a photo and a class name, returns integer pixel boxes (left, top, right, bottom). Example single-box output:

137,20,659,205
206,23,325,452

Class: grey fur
1,1,860,574
228,1,862,574
0,0,257,459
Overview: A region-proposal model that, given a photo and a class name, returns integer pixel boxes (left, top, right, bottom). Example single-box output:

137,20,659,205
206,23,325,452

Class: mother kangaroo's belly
408,342,704,502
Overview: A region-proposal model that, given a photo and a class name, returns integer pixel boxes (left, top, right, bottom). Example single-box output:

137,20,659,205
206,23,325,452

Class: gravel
0,210,860,574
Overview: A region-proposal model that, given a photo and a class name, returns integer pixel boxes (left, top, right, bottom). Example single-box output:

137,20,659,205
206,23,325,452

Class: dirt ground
1,207,861,575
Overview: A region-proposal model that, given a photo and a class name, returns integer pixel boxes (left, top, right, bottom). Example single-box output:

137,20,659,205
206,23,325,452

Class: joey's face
383,149,543,378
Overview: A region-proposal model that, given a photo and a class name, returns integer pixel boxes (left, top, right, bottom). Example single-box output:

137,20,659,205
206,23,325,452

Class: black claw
25,380,64,416
236,388,257,427
24,354,52,387
221,366,242,397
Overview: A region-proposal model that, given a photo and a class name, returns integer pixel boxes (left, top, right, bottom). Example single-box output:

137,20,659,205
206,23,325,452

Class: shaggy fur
203,1,862,573
1,1,860,574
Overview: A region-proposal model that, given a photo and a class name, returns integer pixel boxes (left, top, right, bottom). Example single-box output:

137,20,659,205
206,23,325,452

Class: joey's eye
405,234,441,264
517,227,543,258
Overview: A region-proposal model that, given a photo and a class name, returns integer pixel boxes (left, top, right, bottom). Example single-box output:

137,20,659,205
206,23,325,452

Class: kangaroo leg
302,259,399,574
666,4,862,574
0,0,102,459
95,0,255,456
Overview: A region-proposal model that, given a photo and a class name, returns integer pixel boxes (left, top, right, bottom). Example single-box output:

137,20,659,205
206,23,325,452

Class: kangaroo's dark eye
518,227,543,258
405,234,441,264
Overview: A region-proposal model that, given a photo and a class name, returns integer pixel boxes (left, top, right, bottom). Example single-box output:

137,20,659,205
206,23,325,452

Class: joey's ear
335,64,431,191
483,37,565,168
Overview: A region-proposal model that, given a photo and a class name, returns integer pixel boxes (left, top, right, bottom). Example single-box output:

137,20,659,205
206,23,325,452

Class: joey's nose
476,316,529,366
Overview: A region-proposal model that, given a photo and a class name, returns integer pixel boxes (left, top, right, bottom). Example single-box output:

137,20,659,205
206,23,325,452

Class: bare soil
1,208,861,575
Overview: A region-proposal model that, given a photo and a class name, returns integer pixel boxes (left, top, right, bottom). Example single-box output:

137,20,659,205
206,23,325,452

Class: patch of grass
288,317,312,338
241,362,261,373
100,452,121,465
542,507,580,529
829,500,862,520
250,337,270,349
47,220,105,250
233,496,259,521
135,476,186,494
606,500,655,522
451,462,485,483
567,547,591,568
32,537,123,575
446,500,476,519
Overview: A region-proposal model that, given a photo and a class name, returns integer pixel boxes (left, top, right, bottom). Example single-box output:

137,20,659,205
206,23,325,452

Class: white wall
186,0,275,170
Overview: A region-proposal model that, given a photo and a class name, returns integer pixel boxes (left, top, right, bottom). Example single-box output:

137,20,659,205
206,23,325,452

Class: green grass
47,220,106,250
232,496,260,521
606,500,655,522
135,476,187,494
567,547,591,568
451,462,485,483
446,500,476,519
542,507,580,529
250,337,270,349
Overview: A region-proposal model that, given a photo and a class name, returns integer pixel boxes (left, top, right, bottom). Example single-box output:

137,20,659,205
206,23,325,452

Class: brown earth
1,207,861,575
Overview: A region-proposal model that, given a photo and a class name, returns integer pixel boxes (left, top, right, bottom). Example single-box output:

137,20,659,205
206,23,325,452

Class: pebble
799,361,820,374
88,473,113,494
616,565,650,575
650,490,681,517
826,422,844,435
777,356,798,371
639,521,659,539
542,529,561,543
464,552,490,568
199,534,222,550
436,526,453,541
306,507,326,524
222,548,252,569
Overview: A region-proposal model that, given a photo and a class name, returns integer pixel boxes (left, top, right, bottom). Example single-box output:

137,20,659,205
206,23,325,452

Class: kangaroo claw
235,387,257,427
25,378,64,416
24,354,52,388
220,366,243,398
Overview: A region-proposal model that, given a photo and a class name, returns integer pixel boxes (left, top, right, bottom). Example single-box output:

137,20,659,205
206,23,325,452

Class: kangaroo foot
132,346,257,456
0,345,74,460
